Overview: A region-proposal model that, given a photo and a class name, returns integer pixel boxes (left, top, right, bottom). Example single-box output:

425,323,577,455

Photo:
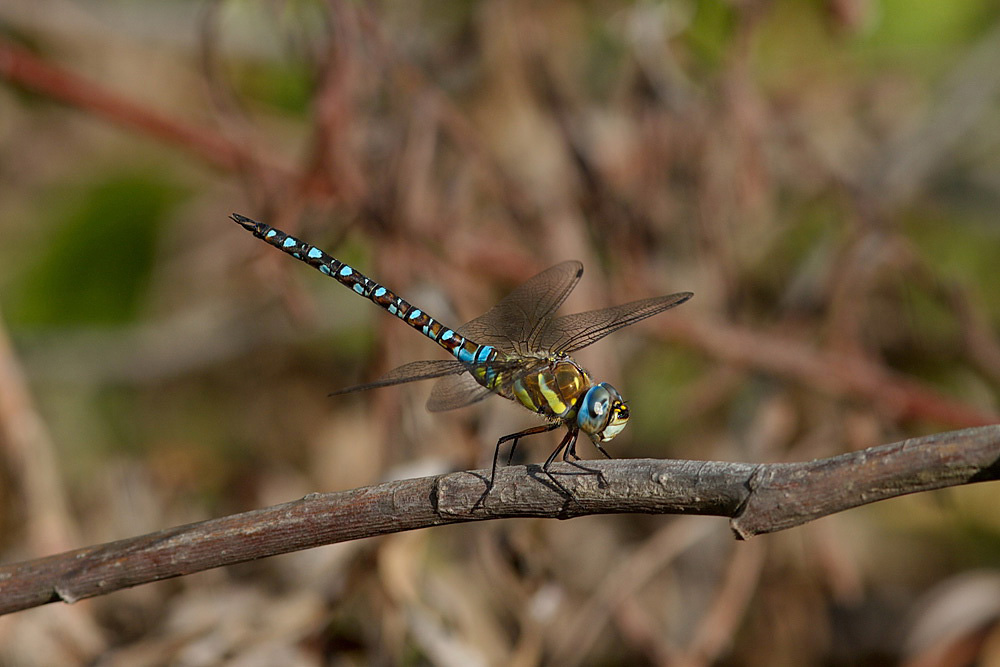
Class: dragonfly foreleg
563,430,612,461
591,440,613,459
543,428,608,490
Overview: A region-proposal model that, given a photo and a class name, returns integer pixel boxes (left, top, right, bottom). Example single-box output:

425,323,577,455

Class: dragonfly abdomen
231,214,498,368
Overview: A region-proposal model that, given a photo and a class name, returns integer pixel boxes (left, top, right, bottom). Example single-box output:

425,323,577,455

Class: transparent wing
329,359,467,396
332,356,533,413
538,292,693,354
426,373,495,412
456,260,583,354
427,356,538,412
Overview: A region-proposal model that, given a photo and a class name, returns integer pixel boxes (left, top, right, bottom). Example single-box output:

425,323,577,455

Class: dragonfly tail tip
230,213,259,232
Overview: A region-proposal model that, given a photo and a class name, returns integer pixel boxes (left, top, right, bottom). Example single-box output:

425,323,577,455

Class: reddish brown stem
0,38,290,179
663,316,999,428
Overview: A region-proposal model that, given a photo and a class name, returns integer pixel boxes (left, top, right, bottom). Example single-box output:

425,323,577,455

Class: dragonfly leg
538,429,579,499
490,422,563,490
544,429,608,489
543,429,575,469
591,441,613,459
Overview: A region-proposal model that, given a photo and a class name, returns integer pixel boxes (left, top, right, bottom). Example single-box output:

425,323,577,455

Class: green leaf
7,173,181,327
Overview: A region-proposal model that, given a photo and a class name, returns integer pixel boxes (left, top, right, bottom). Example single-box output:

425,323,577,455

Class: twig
0,312,79,557
678,539,766,666
0,37,293,182
552,518,718,665
0,310,106,645
662,316,1000,428
0,425,997,616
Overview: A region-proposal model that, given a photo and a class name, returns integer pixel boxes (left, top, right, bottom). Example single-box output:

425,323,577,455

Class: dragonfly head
577,382,630,443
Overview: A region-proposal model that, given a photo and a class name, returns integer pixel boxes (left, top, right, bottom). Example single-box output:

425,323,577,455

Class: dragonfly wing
457,260,583,353
329,359,467,396
427,357,532,411
427,373,495,412
539,292,693,354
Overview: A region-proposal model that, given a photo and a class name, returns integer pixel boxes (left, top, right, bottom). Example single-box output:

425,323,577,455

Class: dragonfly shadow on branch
232,213,692,501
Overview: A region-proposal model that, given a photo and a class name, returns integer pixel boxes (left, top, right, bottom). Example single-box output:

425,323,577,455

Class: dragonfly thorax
500,356,629,442
504,357,590,421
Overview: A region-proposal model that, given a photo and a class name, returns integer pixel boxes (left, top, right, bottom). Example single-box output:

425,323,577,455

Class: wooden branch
1,425,997,616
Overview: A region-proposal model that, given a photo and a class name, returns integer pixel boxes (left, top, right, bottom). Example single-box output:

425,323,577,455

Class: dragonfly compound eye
578,382,629,442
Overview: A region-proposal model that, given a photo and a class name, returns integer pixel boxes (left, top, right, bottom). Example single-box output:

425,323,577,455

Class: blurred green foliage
871,0,997,54
5,172,182,327
231,59,313,115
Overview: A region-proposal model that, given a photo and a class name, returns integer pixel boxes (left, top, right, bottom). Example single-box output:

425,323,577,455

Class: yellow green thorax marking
482,356,593,421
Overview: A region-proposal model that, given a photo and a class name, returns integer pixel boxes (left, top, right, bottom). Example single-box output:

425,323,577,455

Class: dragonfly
232,213,692,495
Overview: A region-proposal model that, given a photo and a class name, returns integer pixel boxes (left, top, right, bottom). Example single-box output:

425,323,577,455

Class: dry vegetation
1,1,1000,664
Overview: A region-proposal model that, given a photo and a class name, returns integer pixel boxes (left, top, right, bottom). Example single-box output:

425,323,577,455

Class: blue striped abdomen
232,214,497,368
